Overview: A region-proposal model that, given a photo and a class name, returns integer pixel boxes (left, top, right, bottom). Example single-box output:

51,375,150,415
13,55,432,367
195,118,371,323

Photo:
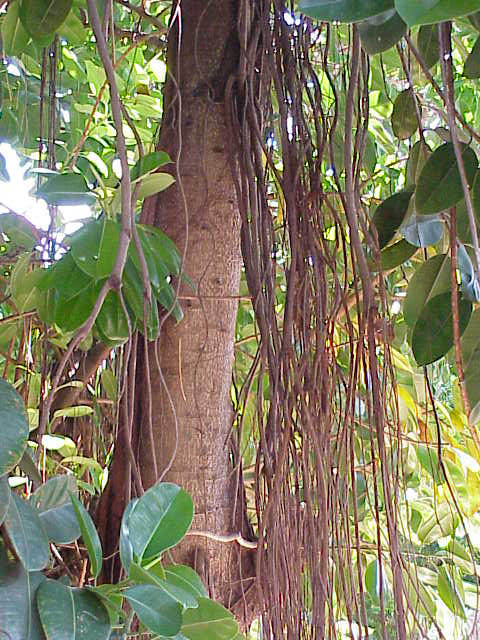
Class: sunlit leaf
181,598,238,640
404,254,451,327
395,0,480,26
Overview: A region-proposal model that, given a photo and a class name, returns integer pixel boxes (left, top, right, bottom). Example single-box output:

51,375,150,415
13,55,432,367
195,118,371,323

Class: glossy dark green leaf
20,0,73,40
0,561,45,640
0,474,11,526
2,1,31,57
371,239,417,271
138,224,182,278
404,254,451,327
371,189,413,248
401,214,444,247
129,562,198,609
130,151,171,182
461,309,480,425
391,90,418,140
464,34,480,78
86,584,123,626
395,0,480,26
130,227,170,295
33,476,81,544
119,498,137,574
417,24,439,69
37,581,111,640
0,379,29,475
3,494,50,571
416,445,446,484
416,143,478,215
71,494,103,579
299,0,394,23
55,282,97,333
411,292,472,366
0,212,38,251
164,565,208,599
437,566,466,620
358,9,407,54
125,584,182,636
128,483,194,561
36,172,95,206
181,598,238,640
95,289,130,347
71,219,121,280
37,253,92,297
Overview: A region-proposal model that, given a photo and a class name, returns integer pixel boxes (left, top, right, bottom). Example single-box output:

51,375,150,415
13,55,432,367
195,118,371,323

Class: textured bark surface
98,0,256,615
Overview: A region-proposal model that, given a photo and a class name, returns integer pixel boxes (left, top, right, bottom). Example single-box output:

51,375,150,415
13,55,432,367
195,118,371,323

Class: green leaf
37,581,111,640
3,494,50,571
461,309,480,424
128,483,194,561
0,561,46,640
0,379,29,475
2,1,31,57
33,476,81,544
464,34,480,79
395,0,480,26
130,151,171,182
406,140,430,188
138,224,183,278
411,292,472,366
58,9,86,46
358,9,407,55
100,369,117,403
164,565,208,599
391,90,418,140
0,474,11,526
417,24,439,69
417,502,459,543
299,0,394,23
71,220,121,281
95,289,130,347
0,212,38,251
181,598,238,640
371,188,413,248
70,494,103,579
54,283,97,333
415,445,446,484
125,584,182,636
37,252,92,298
364,560,380,601
119,498,138,574
36,172,95,206
470,10,480,29
403,254,451,327
415,143,478,215
437,566,466,620
112,173,174,213
129,562,199,609
375,239,417,270
20,0,73,41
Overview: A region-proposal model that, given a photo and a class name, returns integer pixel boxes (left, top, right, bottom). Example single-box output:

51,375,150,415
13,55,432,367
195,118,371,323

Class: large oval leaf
37,581,111,640
33,476,81,544
128,483,194,561
417,24,439,69
395,0,480,26
375,239,417,271
181,598,238,640
437,566,466,620
125,584,182,636
3,494,50,571
70,494,103,579
358,9,407,55
401,214,444,247
71,219,121,281
0,379,29,475
391,90,418,140
403,254,451,327
411,292,472,366
36,172,95,206
20,0,73,40
371,188,413,248
164,565,208,599
119,498,138,574
0,561,45,640
2,1,31,57
415,142,478,215
129,562,198,609
299,0,394,23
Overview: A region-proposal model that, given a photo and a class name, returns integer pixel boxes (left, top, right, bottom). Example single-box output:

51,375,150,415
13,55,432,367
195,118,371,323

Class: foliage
2,0,480,637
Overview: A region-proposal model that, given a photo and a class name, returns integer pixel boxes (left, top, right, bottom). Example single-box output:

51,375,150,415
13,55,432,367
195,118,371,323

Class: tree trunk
98,0,256,616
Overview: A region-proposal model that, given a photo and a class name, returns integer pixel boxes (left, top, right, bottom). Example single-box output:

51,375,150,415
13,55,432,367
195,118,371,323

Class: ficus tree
2,0,480,638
